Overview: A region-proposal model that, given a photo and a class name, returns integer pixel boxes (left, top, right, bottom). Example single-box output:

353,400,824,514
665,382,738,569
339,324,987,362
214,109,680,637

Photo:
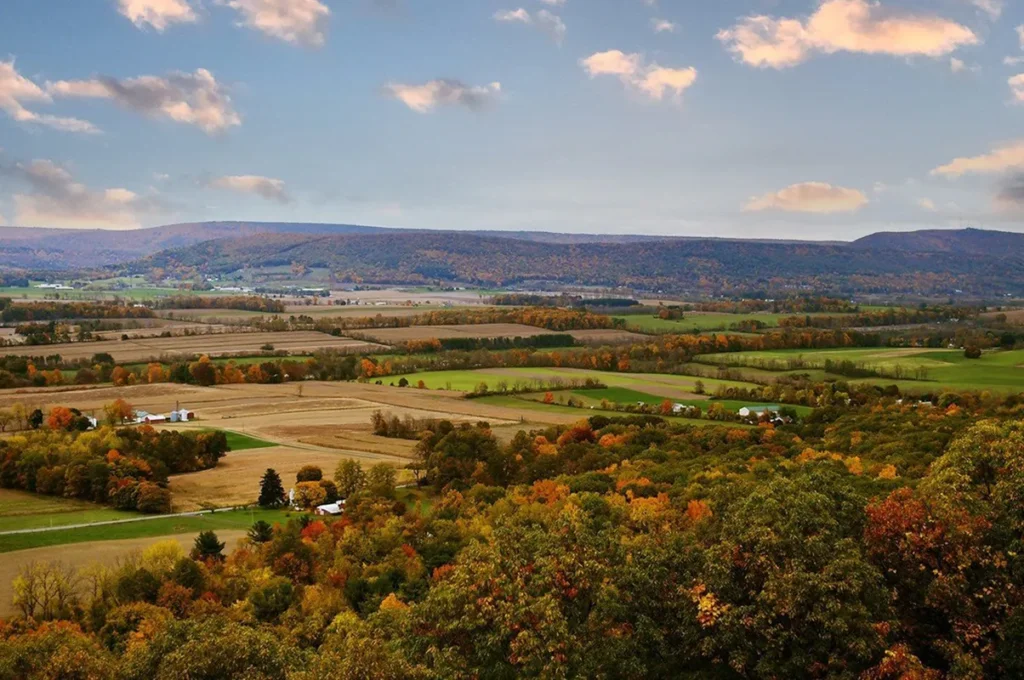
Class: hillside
852,227,1024,256
127,230,1024,296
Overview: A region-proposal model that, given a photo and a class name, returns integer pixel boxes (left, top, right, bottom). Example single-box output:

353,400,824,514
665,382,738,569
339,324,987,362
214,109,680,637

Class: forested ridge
125,231,1024,295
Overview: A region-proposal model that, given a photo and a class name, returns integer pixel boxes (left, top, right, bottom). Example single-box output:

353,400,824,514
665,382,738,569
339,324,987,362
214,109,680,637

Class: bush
964,346,982,359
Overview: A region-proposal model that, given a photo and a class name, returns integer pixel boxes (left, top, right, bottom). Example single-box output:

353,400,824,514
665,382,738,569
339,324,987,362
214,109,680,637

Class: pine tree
247,520,274,543
191,530,225,562
258,468,287,508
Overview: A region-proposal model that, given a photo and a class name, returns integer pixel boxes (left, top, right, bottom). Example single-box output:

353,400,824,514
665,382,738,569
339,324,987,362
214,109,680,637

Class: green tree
248,520,274,543
248,577,294,622
190,531,225,562
258,468,287,508
366,463,397,498
334,459,367,499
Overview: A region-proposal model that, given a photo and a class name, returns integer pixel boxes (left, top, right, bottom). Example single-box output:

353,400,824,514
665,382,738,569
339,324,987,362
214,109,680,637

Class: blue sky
1,0,1023,239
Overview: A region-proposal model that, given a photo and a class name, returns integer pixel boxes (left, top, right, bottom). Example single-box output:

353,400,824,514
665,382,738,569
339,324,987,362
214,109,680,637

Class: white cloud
931,140,1024,176
494,8,530,23
117,0,198,31
969,0,1003,20
1018,25,1024,48
580,50,697,101
950,57,980,74
209,174,290,202
223,0,330,47
744,182,869,213
0,60,98,134
717,0,978,69
493,8,566,45
47,68,240,135
539,0,565,5
385,79,502,113
1006,56,1024,67
10,159,157,229
917,197,937,211
1011,73,1024,102
651,19,676,34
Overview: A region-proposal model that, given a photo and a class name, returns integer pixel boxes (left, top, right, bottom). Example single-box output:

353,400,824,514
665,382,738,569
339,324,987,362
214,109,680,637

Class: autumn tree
334,459,367,499
12,561,81,621
191,531,225,562
46,406,75,431
104,398,134,425
293,481,327,509
296,465,323,483
366,463,397,498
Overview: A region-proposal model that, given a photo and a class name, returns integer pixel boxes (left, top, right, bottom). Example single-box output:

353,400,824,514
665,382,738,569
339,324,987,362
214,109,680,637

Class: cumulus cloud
717,0,978,69
931,140,1024,176
744,182,869,213
208,174,290,202
222,0,330,47
1011,73,1024,102
385,79,501,113
580,50,697,101
651,19,676,34
46,68,240,135
7,159,157,229
117,0,198,31
493,8,566,45
0,60,98,134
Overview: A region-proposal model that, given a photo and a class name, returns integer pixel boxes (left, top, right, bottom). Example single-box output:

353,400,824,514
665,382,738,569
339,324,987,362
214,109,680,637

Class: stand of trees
3,402,1024,677
0,299,155,322
0,426,227,513
155,295,286,313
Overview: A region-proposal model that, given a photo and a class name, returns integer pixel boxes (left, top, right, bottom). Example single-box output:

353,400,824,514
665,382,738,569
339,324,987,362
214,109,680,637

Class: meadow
694,347,1024,393
526,386,815,417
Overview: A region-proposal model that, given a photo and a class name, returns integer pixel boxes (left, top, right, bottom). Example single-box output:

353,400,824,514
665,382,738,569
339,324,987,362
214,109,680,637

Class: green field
385,367,760,396
473,394,735,428
695,347,1024,393
0,507,296,553
521,386,814,417
0,489,142,533
223,430,278,451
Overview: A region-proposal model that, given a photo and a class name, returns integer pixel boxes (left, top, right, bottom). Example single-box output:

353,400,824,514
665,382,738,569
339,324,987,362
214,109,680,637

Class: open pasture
0,330,384,362
695,347,1024,393
385,366,759,399
614,311,858,334
0,489,141,533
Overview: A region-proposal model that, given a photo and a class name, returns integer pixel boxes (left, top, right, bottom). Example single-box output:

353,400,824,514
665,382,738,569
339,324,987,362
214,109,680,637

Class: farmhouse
739,405,780,418
315,501,346,516
134,411,167,424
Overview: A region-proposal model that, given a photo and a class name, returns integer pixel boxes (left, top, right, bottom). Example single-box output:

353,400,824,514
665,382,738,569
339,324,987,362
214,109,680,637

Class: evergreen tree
258,468,287,508
248,520,274,544
191,530,225,562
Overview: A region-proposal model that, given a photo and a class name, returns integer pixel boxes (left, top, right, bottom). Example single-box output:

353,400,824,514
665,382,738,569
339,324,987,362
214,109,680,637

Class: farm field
358,323,554,343
0,379,614,513
613,311,854,333
530,386,815,417
0,489,142,533
0,331,385,362
473,394,751,427
385,366,759,398
695,347,1024,392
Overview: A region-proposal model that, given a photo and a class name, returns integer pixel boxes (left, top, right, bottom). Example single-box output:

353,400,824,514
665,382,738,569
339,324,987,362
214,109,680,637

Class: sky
0,0,1023,240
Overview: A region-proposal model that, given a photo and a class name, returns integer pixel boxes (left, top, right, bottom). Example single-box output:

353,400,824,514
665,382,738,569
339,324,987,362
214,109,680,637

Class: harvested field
0,531,246,619
93,323,235,340
982,309,1024,325
0,331,384,362
569,329,649,344
360,323,552,343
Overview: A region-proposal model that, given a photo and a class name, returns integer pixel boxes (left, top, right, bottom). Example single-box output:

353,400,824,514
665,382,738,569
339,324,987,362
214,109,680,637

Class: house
739,405,780,418
315,501,346,516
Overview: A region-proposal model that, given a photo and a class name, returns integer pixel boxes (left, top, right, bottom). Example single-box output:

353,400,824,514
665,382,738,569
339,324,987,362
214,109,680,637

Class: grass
385,367,760,395
522,387,815,417
473,394,750,428
0,489,143,533
694,347,1024,393
222,430,278,451
0,508,296,553
613,311,862,334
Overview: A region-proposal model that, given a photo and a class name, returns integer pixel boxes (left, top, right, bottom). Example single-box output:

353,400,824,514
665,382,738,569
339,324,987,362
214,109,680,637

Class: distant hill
2,222,1021,296
126,229,1024,296
852,228,1024,257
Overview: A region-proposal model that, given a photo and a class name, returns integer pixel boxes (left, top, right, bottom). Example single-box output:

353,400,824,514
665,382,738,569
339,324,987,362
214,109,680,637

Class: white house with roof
739,405,780,418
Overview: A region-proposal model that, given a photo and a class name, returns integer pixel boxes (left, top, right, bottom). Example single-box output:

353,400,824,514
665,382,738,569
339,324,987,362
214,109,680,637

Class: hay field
360,323,551,343
569,329,648,344
0,380,596,512
0,331,384,362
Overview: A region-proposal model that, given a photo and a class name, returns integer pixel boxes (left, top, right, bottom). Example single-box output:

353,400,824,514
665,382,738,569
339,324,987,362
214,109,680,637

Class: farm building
739,405,780,418
169,409,194,422
133,410,167,424
315,501,346,516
